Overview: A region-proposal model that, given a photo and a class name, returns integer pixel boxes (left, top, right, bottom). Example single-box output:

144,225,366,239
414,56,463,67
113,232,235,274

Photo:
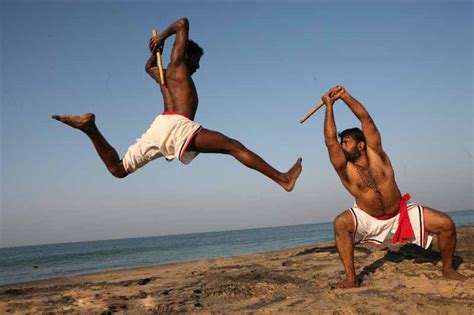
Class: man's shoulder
367,148,391,166
337,164,352,185
166,63,190,80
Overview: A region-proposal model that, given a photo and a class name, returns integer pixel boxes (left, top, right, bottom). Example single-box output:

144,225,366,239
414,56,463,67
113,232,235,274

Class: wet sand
1,225,473,314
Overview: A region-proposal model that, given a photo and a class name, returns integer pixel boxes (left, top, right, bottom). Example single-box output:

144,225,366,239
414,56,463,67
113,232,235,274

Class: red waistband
392,193,415,244
370,194,412,220
162,111,191,120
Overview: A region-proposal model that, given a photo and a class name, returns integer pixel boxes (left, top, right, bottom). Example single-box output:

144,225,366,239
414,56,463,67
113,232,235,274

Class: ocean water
1,210,472,286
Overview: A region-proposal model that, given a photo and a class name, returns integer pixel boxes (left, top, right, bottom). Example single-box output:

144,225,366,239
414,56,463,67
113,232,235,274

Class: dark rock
137,278,151,285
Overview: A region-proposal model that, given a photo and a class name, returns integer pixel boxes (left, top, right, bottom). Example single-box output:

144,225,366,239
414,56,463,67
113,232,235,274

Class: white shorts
348,203,433,249
122,112,203,173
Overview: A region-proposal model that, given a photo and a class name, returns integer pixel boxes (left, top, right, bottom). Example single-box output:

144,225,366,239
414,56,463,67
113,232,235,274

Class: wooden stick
299,100,325,124
152,29,165,86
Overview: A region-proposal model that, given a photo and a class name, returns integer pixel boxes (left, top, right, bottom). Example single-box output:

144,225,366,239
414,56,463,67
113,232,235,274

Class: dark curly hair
338,127,366,143
188,40,204,57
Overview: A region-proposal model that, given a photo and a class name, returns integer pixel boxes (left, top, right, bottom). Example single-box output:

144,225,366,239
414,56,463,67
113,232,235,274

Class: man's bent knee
110,163,128,179
425,207,456,234
226,138,246,154
440,215,456,234
334,211,354,235
228,138,244,149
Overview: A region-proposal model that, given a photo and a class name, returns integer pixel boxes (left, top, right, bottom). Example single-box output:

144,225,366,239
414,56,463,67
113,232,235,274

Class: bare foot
443,268,468,281
280,158,302,192
51,113,96,133
333,277,359,289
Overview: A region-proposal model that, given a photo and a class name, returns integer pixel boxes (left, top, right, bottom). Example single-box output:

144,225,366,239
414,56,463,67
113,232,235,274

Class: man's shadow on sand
357,244,464,284
295,244,464,285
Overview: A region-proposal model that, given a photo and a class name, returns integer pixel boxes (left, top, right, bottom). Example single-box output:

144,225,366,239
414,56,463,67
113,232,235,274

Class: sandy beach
1,225,473,314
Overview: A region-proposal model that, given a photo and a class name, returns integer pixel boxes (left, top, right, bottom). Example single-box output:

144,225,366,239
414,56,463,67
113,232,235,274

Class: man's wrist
339,91,349,101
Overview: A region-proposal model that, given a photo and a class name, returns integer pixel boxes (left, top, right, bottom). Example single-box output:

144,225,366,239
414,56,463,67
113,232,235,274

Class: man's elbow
177,18,189,30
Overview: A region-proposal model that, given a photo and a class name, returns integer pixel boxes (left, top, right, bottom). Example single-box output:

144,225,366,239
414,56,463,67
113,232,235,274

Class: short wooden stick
299,100,325,124
152,29,165,86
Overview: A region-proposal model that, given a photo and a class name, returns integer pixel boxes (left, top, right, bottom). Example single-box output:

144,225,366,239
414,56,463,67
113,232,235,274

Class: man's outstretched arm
338,87,382,151
323,88,348,178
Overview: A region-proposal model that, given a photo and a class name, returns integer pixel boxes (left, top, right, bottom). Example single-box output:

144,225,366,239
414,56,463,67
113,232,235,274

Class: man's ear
358,141,365,151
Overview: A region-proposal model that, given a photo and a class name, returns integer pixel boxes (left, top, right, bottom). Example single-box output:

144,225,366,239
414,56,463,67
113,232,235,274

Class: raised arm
145,53,162,85
339,88,382,151
323,87,348,178
146,17,189,83
156,17,189,66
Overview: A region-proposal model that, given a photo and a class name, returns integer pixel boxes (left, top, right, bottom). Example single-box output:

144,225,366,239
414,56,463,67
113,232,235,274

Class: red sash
392,193,415,244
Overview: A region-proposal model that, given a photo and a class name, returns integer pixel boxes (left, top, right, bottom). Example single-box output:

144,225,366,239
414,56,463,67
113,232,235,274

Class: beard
343,147,361,162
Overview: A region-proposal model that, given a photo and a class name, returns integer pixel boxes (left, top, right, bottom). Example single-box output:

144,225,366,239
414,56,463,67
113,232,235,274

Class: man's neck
352,155,369,168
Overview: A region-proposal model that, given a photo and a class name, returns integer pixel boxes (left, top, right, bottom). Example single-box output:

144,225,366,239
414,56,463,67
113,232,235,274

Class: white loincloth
348,203,433,249
122,112,202,173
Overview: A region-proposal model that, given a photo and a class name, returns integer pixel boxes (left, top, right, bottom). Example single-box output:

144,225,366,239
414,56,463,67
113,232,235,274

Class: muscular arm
146,17,189,83
145,53,162,84
323,96,348,178
340,91,383,151
158,17,189,66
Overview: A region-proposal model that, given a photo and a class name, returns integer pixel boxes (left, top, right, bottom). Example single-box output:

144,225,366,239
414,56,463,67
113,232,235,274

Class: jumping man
52,18,302,191
321,85,466,288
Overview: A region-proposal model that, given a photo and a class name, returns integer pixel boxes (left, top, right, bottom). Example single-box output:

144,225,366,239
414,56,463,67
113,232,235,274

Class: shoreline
1,225,473,313
0,242,318,289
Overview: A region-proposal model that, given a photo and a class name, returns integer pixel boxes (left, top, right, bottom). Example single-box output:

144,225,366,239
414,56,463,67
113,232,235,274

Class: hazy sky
1,0,472,247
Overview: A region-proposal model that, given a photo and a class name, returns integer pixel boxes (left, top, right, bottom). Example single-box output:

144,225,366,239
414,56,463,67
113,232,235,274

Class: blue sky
1,0,472,247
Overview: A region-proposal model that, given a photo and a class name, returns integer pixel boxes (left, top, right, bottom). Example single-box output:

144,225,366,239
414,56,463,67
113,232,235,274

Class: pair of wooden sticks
151,28,324,123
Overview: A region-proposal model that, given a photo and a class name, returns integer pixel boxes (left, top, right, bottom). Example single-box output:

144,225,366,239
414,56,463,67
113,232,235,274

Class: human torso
343,148,402,216
160,63,198,120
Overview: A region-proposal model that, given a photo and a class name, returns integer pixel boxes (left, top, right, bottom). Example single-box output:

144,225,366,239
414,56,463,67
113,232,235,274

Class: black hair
188,40,204,57
338,127,366,143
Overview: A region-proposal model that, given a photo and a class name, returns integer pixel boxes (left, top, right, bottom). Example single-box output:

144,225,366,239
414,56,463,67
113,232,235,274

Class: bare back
164,63,199,120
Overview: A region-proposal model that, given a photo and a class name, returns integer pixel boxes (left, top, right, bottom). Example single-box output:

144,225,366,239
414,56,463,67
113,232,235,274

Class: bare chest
348,164,398,213
353,165,386,192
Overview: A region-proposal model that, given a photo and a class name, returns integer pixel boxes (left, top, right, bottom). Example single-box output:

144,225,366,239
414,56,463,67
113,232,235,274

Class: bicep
361,116,383,151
